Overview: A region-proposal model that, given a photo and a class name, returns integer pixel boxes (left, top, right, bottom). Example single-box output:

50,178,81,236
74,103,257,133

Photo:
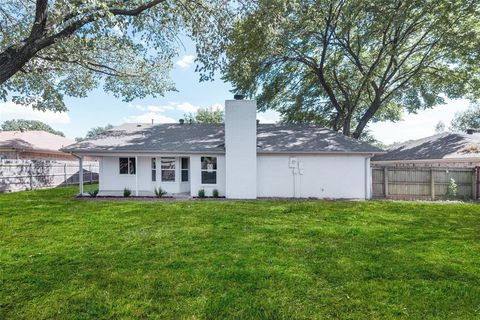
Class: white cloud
122,112,176,124
175,102,200,113
0,101,70,125
257,109,280,123
370,99,470,144
129,104,175,113
175,55,195,69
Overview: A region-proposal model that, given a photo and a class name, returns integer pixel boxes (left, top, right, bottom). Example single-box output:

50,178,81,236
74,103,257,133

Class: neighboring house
0,130,77,161
372,131,480,168
62,98,383,199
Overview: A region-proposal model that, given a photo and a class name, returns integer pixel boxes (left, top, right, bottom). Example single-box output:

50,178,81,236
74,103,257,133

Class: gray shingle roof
372,132,480,161
62,123,383,154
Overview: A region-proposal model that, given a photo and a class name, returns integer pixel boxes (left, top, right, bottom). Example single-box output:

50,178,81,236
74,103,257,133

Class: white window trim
151,157,157,182
201,156,217,185
119,157,136,175
181,157,189,183
161,157,176,182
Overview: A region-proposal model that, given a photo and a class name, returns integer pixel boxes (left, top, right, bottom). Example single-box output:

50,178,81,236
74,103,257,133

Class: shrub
87,189,99,197
447,178,458,198
123,188,132,197
198,189,206,198
154,187,167,198
212,189,219,198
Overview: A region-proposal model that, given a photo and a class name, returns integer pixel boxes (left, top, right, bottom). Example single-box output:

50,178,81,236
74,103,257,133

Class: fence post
430,168,435,200
29,162,33,190
383,167,389,198
89,164,93,184
64,163,67,186
472,168,477,200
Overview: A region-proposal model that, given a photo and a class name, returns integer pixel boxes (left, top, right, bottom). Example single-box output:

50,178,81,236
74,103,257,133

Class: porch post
79,155,84,195
135,156,139,196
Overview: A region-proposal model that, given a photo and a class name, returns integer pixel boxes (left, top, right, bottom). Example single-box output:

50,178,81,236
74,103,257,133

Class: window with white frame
119,157,136,175
181,157,189,182
161,157,175,182
151,158,156,181
201,157,217,184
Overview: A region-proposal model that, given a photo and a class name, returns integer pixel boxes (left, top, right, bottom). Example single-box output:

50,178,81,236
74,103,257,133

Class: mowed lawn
1,187,479,319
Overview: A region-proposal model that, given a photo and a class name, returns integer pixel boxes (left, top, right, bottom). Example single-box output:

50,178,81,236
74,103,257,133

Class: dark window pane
201,157,217,170
152,170,156,182
119,158,128,174
181,157,189,169
161,157,175,170
162,170,175,182
181,170,189,182
201,171,216,184
151,158,156,169
129,158,136,174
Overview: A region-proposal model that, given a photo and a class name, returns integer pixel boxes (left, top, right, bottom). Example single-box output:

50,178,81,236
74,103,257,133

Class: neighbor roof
0,130,75,153
62,123,383,154
372,132,480,162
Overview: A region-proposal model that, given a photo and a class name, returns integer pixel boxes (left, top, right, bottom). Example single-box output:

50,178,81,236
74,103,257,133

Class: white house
62,98,383,199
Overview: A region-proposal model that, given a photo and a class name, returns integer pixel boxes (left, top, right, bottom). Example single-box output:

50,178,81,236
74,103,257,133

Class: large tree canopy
224,0,480,138
0,0,232,112
1,119,65,136
183,107,224,124
450,103,480,133
75,124,114,142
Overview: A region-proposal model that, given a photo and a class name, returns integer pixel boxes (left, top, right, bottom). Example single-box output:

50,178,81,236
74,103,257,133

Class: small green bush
154,187,167,198
123,188,132,197
198,189,206,198
87,189,99,197
212,189,219,198
447,178,458,198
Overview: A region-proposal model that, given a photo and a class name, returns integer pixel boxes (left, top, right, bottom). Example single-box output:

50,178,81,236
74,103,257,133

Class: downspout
135,155,139,196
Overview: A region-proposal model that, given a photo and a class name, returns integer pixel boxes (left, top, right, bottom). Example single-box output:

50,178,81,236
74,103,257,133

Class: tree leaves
0,0,235,112
224,0,480,138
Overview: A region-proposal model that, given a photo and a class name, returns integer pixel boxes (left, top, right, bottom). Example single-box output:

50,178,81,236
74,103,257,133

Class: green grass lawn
1,186,479,319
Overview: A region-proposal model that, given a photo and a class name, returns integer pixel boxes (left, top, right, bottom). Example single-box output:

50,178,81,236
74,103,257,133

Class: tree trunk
352,97,382,139
0,44,37,85
342,115,351,136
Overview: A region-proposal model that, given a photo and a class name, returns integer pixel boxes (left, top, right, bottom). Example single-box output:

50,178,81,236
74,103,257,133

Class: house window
151,158,156,182
119,157,136,175
201,157,217,184
181,157,189,182
161,157,175,182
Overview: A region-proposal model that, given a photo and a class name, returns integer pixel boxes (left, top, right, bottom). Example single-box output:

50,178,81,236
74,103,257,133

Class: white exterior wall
99,156,192,195
98,155,226,197
224,99,257,199
190,155,226,197
257,154,372,199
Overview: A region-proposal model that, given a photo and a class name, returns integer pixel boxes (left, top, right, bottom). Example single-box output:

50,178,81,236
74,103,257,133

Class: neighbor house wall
257,154,371,199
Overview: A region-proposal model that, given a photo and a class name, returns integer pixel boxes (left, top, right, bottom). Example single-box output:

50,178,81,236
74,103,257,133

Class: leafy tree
184,107,224,124
1,119,64,136
224,0,480,139
0,0,233,112
450,103,480,132
75,124,114,142
435,121,445,133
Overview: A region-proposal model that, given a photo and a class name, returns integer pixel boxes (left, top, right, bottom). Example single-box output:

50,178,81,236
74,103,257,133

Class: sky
0,40,472,145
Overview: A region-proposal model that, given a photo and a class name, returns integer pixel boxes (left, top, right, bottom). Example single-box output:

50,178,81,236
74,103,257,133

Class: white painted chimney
225,97,257,199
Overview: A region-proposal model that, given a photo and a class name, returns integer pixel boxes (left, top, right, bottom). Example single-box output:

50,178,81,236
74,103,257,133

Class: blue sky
0,39,471,144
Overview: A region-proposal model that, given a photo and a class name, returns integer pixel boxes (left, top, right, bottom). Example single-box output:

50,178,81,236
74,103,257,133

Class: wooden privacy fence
0,160,99,193
372,166,478,200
